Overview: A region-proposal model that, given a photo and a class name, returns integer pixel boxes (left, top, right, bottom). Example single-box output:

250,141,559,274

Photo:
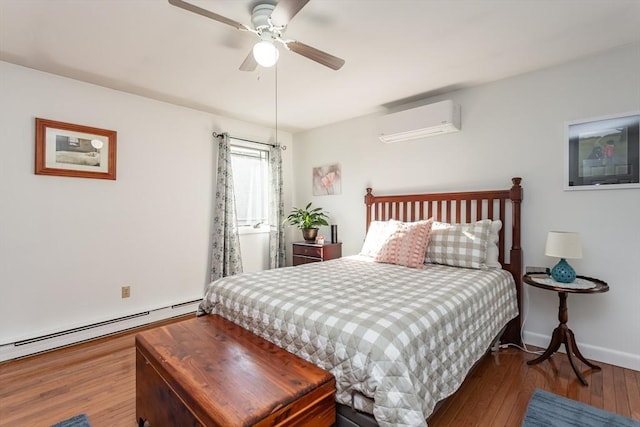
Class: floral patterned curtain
269,145,286,268
210,133,242,281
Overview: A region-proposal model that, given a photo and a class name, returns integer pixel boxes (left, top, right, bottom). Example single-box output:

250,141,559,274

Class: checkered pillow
374,219,433,268
425,219,492,269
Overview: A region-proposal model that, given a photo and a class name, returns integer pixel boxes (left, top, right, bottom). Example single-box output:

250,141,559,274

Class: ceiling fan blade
286,40,345,70
168,0,248,30
271,0,311,26
239,50,258,72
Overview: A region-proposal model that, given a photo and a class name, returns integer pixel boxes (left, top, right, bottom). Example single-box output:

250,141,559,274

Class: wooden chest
136,315,335,427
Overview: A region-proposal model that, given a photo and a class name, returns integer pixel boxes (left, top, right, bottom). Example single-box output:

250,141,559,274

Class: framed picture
312,163,342,196
565,112,640,190
35,118,117,180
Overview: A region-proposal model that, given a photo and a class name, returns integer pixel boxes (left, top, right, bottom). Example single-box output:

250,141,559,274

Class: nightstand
292,241,342,266
523,273,609,385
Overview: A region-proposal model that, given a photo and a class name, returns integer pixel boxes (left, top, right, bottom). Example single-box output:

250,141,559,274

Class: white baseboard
523,331,640,371
0,300,200,362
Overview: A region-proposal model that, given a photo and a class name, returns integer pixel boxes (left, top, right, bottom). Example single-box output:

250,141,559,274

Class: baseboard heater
0,299,201,362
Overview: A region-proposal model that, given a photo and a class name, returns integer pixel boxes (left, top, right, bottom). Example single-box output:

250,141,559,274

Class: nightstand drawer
292,256,320,266
292,242,342,266
293,244,323,258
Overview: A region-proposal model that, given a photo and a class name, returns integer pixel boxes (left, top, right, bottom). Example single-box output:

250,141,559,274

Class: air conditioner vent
378,100,461,143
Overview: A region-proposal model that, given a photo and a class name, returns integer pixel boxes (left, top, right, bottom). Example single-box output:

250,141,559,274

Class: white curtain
210,133,243,281
269,145,286,268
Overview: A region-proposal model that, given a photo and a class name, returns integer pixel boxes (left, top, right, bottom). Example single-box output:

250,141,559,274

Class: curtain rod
212,132,286,150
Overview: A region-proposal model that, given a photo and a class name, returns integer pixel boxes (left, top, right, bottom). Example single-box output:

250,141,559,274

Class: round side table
523,273,609,386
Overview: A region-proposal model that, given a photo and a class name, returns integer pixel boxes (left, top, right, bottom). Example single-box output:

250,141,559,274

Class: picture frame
35,118,117,180
565,111,640,191
312,163,342,196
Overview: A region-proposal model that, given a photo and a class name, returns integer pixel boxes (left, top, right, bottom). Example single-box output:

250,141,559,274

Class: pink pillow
374,219,434,268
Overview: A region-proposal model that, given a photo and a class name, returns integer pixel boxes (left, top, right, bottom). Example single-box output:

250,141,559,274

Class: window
230,142,269,228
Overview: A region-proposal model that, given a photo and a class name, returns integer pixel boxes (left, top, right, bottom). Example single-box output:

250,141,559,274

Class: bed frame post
365,188,374,232
502,177,523,346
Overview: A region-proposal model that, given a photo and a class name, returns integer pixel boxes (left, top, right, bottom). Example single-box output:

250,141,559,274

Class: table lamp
545,231,582,283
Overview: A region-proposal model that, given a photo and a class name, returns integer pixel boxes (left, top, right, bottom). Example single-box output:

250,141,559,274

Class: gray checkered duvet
198,256,518,426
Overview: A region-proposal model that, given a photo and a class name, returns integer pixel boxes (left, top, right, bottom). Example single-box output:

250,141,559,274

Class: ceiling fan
168,0,345,71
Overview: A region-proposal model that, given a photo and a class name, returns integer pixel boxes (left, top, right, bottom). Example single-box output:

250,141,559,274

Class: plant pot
302,228,319,242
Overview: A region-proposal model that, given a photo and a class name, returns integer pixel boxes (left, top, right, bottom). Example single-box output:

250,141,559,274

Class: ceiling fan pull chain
275,63,278,146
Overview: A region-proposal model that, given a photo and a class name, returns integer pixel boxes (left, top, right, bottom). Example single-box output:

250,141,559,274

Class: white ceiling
1,0,639,133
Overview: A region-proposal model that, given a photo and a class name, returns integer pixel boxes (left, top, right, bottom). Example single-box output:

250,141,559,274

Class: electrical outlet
121,286,130,298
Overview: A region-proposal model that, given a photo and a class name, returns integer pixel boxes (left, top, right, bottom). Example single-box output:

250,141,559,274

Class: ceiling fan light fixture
253,40,279,67
168,0,345,71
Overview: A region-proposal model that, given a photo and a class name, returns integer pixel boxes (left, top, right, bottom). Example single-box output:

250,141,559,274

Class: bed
198,177,523,427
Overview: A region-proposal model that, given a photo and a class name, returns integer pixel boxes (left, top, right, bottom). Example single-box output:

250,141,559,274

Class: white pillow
485,219,502,269
359,220,400,257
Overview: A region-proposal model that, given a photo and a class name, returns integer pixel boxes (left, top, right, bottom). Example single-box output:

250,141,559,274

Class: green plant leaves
285,203,329,229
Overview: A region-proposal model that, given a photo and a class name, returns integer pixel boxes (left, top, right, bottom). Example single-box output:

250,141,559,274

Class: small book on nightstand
525,266,549,278
528,273,550,280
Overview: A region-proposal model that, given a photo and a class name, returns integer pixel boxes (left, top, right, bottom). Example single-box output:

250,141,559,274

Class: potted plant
285,202,329,242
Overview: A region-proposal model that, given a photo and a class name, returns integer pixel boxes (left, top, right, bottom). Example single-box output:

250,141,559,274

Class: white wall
291,43,640,370
0,61,292,347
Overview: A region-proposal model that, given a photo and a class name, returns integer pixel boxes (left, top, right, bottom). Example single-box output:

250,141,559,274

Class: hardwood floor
429,345,640,426
1,317,638,427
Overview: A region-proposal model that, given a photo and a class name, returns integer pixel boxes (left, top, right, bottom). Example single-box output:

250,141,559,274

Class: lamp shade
545,231,582,259
253,40,279,67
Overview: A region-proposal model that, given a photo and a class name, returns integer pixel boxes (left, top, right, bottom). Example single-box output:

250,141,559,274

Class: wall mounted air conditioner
378,100,461,143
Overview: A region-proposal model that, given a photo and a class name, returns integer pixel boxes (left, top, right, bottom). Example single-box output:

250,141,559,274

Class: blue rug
51,413,92,427
522,389,640,427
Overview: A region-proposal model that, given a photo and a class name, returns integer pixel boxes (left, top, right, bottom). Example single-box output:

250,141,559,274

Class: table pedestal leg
567,328,601,371
526,292,600,386
527,324,564,365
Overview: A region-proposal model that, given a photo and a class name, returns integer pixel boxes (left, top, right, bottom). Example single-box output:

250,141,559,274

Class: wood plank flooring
1,316,638,427
429,344,640,426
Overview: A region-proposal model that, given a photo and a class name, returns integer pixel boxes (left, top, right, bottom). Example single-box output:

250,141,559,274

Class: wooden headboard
364,177,523,345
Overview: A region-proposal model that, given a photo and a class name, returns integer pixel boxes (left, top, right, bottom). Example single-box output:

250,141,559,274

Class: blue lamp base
551,258,576,283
